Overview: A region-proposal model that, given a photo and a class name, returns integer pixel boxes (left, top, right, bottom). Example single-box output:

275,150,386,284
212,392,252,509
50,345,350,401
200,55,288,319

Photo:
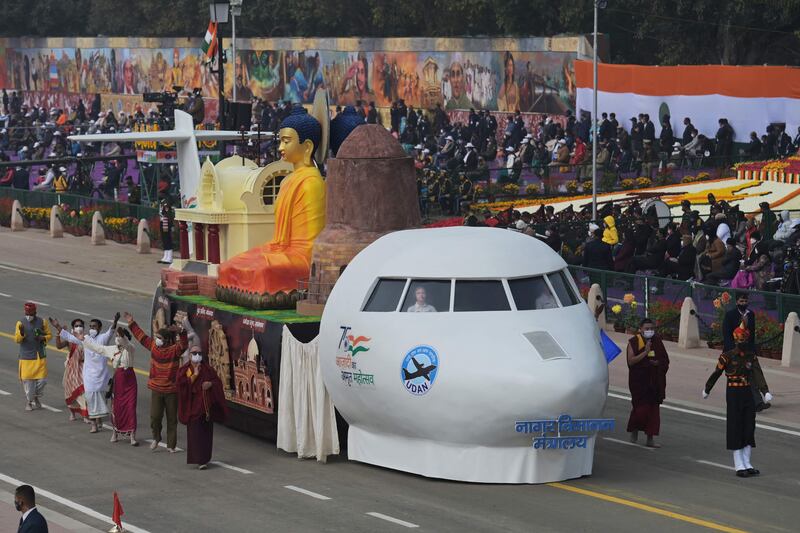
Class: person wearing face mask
14,484,48,533
55,314,119,433
14,302,51,411
54,318,89,422
703,322,771,477
124,311,189,453
70,326,138,446
626,318,670,448
177,346,228,469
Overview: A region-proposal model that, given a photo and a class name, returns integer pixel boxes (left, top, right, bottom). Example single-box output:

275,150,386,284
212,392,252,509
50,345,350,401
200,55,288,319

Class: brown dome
335,124,409,159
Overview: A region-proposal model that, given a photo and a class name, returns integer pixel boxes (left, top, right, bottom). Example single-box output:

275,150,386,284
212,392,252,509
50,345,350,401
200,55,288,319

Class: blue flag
600,329,621,363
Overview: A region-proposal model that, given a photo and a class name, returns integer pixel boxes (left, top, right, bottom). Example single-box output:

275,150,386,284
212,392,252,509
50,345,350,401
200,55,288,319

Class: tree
1,0,799,66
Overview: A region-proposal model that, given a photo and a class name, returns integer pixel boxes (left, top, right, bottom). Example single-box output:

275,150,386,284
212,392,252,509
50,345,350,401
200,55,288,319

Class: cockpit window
508,276,559,310
548,270,580,307
363,278,407,312
453,280,510,312
403,280,450,312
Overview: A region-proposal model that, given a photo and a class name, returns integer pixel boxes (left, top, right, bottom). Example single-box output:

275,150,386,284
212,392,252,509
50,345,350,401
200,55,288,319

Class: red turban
24,302,37,315
733,321,750,343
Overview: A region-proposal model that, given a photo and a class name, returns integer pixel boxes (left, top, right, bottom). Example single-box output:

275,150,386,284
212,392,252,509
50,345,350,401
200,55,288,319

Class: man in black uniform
704,323,772,477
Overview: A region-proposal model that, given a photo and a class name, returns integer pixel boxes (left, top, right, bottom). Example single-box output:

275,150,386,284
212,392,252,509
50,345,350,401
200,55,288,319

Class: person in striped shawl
124,311,188,453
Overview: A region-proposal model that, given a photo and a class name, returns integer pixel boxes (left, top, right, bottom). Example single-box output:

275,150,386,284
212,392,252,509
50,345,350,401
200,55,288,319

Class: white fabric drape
277,326,339,463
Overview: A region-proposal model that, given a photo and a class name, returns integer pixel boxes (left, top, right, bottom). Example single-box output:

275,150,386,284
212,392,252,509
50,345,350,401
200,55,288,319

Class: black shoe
735,470,750,478
747,468,760,476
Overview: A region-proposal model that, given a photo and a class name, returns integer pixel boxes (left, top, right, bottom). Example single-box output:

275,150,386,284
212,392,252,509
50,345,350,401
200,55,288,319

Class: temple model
216,106,326,308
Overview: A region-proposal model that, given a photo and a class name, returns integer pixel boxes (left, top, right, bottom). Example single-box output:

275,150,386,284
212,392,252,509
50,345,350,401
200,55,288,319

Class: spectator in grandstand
661,235,696,281
613,230,636,273
774,210,800,242
704,238,743,286
582,227,613,270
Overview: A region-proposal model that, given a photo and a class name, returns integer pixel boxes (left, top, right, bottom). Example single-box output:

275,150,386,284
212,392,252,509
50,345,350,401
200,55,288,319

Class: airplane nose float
319,227,611,483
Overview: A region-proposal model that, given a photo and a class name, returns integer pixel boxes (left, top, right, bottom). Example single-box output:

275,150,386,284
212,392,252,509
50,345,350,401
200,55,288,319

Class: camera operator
185,88,205,125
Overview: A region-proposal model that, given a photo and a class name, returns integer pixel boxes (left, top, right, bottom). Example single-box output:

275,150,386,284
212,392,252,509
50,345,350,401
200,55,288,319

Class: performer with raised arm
54,318,89,422
124,311,188,453
54,313,118,433
53,318,139,446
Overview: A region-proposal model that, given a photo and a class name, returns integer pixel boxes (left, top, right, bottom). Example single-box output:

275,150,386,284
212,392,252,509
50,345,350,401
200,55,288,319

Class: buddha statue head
278,105,322,169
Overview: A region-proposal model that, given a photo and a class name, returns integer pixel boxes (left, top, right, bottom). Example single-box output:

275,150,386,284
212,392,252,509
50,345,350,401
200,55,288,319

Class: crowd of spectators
462,196,800,294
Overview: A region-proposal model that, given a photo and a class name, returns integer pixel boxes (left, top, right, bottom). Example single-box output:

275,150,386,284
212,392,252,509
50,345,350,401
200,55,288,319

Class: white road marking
0,292,11,297
602,437,655,450
40,404,62,412
145,439,184,452
366,512,420,528
209,461,253,474
0,389,11,396
696,460,735,471
608,392,800,437
0,471,150,533
64,309,91,316
0,264,121,292
283,485,331,500
28,300,50,307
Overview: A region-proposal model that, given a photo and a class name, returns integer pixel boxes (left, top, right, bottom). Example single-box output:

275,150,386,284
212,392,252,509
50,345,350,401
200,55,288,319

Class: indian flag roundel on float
575,61,800,140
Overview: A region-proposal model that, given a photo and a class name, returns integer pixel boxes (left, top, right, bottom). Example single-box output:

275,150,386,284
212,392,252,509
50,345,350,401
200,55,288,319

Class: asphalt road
0,267,799,532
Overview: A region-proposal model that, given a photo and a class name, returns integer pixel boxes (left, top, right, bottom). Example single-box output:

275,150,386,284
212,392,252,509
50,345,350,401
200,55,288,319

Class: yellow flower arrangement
19,207,51,221
525,184,540,195
502,183,520,195
565,180,579,194
762,161,789,172
471,194,589,212
620,178,636,190
582,181,593,191
611,304,622,314
636,177,652,188
681,175,696,183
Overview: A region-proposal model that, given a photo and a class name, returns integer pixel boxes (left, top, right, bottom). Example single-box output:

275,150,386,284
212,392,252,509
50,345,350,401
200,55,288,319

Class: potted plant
611,293,640,333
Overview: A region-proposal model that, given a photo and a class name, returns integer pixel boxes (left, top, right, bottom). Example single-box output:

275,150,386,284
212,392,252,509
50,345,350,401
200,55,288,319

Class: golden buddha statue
216,106,326,308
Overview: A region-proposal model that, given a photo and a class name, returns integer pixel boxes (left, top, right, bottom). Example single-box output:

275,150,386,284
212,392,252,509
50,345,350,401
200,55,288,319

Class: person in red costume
177,345,227,469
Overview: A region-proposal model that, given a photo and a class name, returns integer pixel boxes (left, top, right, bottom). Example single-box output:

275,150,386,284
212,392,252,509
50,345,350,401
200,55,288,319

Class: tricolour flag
574,60,800,143
202,21,218,62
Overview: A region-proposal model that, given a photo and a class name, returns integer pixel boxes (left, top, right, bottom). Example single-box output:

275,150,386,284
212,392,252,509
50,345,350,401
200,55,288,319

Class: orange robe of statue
217,165,326,294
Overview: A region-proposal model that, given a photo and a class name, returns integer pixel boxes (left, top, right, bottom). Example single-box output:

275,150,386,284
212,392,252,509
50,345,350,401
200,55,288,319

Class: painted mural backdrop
3,43,577,113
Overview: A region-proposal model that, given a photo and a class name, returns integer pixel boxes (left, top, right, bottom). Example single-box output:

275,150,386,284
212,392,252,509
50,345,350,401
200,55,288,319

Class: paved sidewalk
605,329,800,430
0,226,163,296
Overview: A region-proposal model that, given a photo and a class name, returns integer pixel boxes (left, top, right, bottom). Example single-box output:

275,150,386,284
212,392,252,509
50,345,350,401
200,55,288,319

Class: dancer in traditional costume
81,328,138,446
177,346,227,469
53,314,119,433
703,322,772,477
55,318,89,421
15,302,51,411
